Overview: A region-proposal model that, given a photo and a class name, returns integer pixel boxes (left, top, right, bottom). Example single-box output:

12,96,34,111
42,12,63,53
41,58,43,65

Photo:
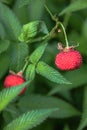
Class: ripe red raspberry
55,44,82,71
4,71,26,95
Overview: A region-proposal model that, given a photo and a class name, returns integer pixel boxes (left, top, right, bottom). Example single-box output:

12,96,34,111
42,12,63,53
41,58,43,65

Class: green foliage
77,86,87,130
36,61,71,84
0,52,9,79
25,64,35,80
29,43,48,64
82,19,87,39
48,66,87,95
0,23,6,39
17,94,80,118
9,42,28,72
0,81,30,112
3,109,57,130
59,0,87,15
0,40,10,54
15,0,31,8
3,104,21,124
0,0,13,5
15,0,46,21
0,3,21,40
0,0,87,130
26,0,46,20
18,21,48,43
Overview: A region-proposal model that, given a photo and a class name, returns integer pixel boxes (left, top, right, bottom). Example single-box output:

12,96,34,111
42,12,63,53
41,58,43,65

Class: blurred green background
1,0,87,130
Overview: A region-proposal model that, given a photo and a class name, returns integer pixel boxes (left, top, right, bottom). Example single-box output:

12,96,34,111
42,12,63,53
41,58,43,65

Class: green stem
22,57,29,73
58,22,69,48
45,5,57,21
22,6,69,73
26,34,50,44
22,34,50,73
45,5,69,48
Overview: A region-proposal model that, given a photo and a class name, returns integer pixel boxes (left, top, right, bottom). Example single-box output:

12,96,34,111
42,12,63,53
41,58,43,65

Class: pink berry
55,48,82,71
4,74,26,95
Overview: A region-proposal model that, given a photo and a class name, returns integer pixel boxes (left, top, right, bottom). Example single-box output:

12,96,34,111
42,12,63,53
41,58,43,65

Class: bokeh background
0,0,87,130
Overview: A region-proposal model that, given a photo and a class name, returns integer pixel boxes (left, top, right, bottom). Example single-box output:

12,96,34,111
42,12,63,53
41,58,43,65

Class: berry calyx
4,71,26,95
55,43,82,71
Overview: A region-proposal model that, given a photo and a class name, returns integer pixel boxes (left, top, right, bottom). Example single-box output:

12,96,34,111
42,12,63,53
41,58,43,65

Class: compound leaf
18,21,48,43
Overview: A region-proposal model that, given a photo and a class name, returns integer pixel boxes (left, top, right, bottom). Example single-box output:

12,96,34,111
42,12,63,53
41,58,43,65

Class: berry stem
45,5,58,22
45,5,69,48
58,22,69,48
22,57,29,73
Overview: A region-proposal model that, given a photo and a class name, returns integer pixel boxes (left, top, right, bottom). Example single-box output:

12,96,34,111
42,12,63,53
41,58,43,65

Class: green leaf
82,19,87,39
17,94,80,118
27,0,46,20
3,104,21,124
0,52,9,79
0,81,30,112
29,43,47,64
0,0,13,5
0,40,10,54
0,23,6,39
77,86,87,130
48,66,87,95
59,0,87,15
56,90,72,102
3,109,57,130
9,42,28,72
0,3,21,40
36,61,71,84
15,0,31,8
25,64,35,80
18,21,48,43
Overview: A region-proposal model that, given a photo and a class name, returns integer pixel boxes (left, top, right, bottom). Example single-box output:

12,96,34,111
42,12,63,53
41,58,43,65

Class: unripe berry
4,71,26,95
55,44,82,71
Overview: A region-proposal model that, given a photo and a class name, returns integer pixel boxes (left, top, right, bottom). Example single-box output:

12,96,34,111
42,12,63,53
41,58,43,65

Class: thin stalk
44,5,56,21
45,5,69,48
58,22,69,48
22,57,29,73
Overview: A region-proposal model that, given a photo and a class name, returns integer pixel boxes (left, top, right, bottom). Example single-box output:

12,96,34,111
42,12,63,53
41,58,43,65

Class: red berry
55,48,82,71
4,74,26,95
